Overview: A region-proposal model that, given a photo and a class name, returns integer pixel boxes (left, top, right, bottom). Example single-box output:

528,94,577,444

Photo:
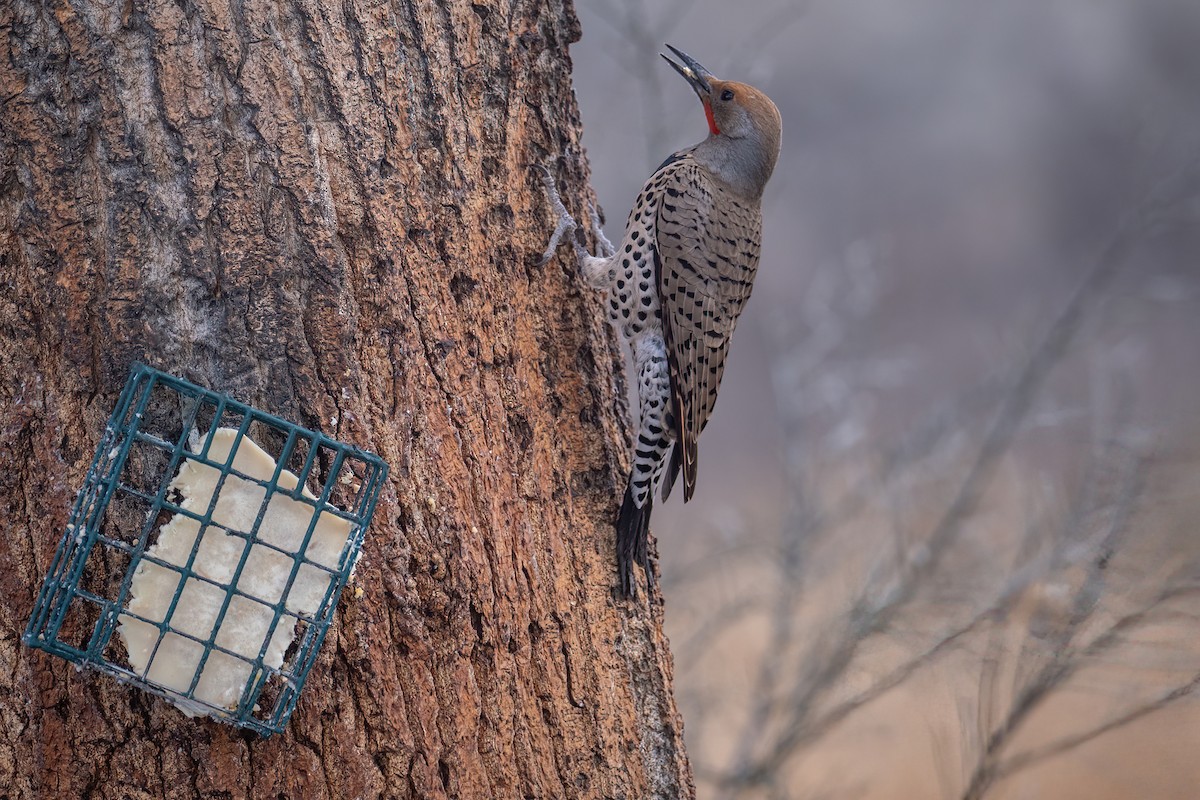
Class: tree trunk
0,0,692,797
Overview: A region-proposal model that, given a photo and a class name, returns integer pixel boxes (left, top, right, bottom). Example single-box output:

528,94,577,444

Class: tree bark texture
0,0,692,797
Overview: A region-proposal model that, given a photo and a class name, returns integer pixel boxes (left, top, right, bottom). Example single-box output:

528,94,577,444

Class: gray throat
691,134,777,201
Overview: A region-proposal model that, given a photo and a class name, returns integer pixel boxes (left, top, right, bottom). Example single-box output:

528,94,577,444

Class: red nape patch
704,101,719,136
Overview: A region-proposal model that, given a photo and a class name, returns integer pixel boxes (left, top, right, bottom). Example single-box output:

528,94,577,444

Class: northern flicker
540,45,782,595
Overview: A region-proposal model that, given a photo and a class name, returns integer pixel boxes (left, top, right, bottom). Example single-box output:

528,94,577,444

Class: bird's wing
654,158,762,502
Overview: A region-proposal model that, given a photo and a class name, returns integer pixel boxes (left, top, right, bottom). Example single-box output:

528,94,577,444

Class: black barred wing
654,158,762,501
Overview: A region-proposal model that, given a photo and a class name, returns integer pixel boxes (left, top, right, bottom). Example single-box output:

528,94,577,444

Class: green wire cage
23,363,388,736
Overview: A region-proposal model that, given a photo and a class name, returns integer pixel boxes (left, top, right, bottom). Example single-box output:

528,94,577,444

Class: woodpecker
540,45,782,595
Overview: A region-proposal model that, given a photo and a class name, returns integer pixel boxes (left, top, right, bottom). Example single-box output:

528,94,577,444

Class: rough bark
0,0,692,797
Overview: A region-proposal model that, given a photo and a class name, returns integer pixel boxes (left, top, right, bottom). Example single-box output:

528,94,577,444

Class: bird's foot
535,165,588,266
587,201,616,258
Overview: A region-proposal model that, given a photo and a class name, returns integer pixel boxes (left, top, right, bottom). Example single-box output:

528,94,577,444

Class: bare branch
995,671,1200,780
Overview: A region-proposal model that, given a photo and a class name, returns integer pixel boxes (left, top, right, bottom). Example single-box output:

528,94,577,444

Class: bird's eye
721,89,734,101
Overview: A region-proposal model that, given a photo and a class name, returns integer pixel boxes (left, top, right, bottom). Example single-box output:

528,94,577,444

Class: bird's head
661,44,782,197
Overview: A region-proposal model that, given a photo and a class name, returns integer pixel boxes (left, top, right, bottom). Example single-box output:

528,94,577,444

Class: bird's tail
616,482,654,597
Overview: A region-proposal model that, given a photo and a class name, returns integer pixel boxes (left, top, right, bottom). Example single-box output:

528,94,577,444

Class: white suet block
118,428,351,717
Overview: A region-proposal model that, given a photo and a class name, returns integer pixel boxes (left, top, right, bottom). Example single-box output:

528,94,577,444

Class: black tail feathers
616,484,654,597
660,441,682,502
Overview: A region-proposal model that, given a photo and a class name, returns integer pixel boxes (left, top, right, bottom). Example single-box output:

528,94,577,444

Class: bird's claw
535,165,581,266
588,202,616,258
535,164,613,268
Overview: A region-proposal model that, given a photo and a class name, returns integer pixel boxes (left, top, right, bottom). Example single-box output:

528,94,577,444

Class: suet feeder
23,363,388,736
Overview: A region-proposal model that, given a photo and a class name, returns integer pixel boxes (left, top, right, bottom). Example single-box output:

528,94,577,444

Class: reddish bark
0,0,691,796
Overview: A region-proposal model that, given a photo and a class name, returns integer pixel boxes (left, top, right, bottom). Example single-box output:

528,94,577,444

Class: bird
539,45,782,596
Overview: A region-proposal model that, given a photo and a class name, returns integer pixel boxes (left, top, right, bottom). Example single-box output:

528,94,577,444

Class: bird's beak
661,44,714,99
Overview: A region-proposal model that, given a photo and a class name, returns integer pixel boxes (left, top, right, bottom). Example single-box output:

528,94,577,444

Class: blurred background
568,1,1200,798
